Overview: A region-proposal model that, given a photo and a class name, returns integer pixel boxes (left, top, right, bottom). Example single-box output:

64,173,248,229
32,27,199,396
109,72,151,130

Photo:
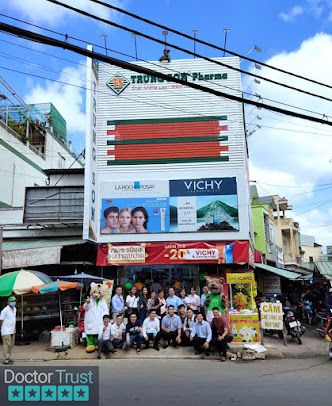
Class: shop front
97,240,259,343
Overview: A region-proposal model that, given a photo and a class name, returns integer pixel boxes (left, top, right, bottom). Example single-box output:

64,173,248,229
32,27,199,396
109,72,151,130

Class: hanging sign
107,245,146,264
226,272,255,284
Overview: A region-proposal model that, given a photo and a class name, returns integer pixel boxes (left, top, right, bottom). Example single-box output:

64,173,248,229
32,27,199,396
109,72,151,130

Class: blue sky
0,0,332,246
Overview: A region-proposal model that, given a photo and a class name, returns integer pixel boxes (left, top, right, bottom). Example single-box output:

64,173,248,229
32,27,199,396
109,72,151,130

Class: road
10,357,331,405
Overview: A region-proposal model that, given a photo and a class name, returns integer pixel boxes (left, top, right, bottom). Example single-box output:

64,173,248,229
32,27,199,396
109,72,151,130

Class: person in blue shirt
111,286,125,320
166,288,182,312
190,312,212,356
159,305,182,348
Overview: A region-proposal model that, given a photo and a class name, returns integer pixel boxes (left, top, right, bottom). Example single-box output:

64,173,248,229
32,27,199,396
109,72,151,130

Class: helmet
329,287,332,293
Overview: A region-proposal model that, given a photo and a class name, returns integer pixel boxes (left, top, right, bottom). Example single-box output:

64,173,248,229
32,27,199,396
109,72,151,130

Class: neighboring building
327,246,332,261
251,186,290,267
301,235,323,263
0,94,83,213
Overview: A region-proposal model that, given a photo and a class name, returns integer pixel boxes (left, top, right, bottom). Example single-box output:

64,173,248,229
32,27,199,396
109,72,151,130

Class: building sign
107,245,146,264
263,275,281,294
226,272,255,285
83,45,99,240
100,177,238,235
260,302,283,330
84,56,251,244
97,241,250,266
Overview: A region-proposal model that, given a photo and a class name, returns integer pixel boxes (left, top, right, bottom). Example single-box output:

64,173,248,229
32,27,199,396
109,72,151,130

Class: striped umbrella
0,270,52,297
0,270,52,343
32,280,83,295
32,280,83,348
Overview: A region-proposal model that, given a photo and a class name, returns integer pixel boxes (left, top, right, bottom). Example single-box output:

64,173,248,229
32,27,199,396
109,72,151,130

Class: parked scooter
316,312,328,338
284,307,305,345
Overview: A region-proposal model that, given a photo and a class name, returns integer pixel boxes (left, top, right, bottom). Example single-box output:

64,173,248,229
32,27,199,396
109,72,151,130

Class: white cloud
295,208,332,246
279,6,304,22
248,33,332,245
8,0,125,26
24,63,86,137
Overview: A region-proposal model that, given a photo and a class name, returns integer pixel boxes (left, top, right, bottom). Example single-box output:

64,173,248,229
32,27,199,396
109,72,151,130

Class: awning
254,263,302,280
2,238,86,270
315,262,332,281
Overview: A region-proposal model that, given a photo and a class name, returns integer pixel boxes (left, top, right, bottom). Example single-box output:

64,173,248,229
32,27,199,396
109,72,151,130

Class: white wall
302,245,323,263
0,121,82,210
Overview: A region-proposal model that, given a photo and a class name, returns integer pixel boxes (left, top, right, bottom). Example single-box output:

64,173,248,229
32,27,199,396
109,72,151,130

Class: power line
251,124,332,137
46,0,332,105
246,111,332,136
54,149,85,186
1,22,332,128
87,0,332,91
0,22,330,121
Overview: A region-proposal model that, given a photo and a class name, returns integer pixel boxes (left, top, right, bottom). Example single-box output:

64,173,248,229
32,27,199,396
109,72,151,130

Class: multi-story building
0,93,83,225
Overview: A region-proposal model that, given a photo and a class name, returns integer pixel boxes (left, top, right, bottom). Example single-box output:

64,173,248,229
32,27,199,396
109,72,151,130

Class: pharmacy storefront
84,53,254,304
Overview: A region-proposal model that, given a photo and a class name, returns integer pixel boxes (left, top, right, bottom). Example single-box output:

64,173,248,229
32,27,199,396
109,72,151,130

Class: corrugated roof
315,262,332,280
2,238,86,251
255,263,302,280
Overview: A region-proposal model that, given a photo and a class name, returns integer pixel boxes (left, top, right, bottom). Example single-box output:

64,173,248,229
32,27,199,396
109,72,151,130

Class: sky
0,0,332,247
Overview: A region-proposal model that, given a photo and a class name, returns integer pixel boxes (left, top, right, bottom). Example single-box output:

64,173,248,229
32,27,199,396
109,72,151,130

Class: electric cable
249,124,332,137
0,22,331,127
246,111,332,136
46,0,332,104
87,0,332,91
1,22,331,120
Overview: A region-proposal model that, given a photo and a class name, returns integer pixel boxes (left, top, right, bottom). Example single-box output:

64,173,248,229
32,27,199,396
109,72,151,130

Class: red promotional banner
97,240,249,266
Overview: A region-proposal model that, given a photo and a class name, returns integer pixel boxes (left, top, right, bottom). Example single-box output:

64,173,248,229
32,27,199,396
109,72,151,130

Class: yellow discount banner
226,272,255,284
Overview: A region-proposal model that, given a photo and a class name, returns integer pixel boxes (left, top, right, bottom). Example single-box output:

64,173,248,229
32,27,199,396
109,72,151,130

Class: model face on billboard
119,208,134,232
106,211,119,228
132,207,149,233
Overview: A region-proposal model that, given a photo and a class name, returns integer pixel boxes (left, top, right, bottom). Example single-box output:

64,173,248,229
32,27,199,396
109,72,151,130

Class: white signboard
84,56,251,243
260,302,284,330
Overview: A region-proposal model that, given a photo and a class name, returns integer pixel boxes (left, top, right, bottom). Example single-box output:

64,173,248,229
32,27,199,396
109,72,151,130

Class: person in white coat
84,282,109,353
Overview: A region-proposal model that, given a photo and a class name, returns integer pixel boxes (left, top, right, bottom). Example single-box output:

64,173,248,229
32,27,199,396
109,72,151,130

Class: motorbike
284,307,305,345
316,312,328,338
328,329,332,360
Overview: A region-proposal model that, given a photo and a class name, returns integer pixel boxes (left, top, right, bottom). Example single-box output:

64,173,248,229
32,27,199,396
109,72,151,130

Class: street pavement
2,325,328,361
8,358,332,406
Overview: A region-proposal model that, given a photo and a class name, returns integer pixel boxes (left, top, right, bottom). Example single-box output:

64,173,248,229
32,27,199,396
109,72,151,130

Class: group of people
97,286,232,361
101,206,149,234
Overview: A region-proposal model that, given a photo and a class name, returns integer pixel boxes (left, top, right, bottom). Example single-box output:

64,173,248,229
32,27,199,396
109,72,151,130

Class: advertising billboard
100,177,238,235
84,55,252,243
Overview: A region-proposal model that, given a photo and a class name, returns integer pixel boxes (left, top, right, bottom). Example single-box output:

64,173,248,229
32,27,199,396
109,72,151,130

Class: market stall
225,271,260,343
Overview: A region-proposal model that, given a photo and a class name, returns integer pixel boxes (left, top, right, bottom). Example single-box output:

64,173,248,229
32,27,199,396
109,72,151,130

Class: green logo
106,73,130,95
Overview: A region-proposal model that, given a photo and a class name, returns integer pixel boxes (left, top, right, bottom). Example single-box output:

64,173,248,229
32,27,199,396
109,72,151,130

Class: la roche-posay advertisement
100,177,238,235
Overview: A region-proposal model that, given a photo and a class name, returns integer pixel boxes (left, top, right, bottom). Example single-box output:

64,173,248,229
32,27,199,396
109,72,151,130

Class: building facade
0,99,83,223
84,55,254,287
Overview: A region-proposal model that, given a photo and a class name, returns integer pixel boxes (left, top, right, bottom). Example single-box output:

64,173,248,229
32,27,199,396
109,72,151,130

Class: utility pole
131,33,138,60
100,34,108,56
223,28,230,57
192,30,198,57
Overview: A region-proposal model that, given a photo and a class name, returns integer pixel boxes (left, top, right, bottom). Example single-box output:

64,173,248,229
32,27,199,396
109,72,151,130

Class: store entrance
119,265,200,292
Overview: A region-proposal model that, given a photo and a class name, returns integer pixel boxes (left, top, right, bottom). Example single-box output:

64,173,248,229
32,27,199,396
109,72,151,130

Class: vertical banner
83,45,99,241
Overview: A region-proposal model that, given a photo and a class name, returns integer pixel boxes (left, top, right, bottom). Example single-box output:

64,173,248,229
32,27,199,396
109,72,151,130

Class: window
309,256,313,262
